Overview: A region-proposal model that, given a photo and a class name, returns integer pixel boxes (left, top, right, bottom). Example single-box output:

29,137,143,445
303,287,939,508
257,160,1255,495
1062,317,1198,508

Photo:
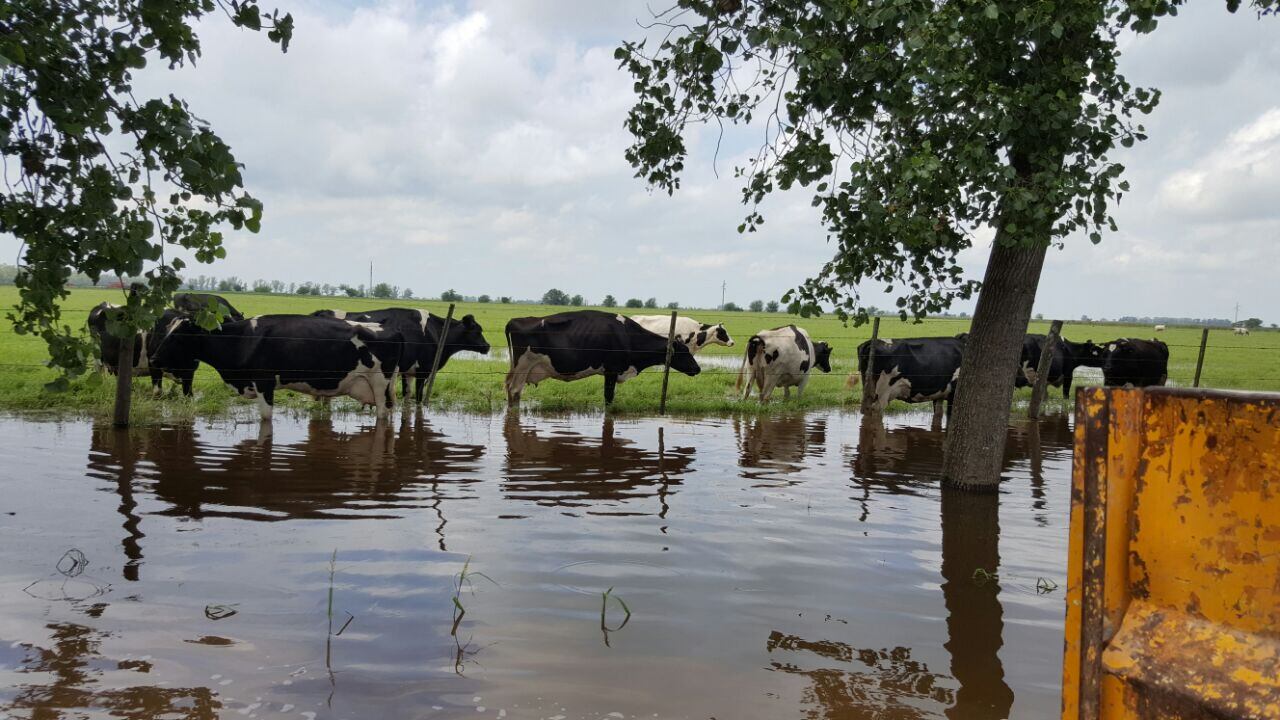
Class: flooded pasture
0,409,1075,719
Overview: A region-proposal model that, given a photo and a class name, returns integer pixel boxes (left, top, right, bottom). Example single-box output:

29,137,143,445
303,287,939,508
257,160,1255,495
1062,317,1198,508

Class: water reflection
85,427,146,582
940,488,1014,719
501,413,695,515
767,630,954,719
735,414,828,486
0,410,1075,718
88,415,485,524
0,622,219,718
1003,415,1072,526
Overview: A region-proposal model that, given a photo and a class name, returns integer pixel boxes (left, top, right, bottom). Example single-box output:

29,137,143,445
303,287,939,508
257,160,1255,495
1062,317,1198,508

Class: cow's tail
504,325,516,370
736,335,764,395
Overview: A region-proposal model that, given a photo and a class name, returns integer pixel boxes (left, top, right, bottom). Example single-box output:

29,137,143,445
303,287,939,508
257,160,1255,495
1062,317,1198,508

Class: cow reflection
850,413,1073,523
0,622,218,718
735,414,828,486
88,416,485,526
848,417,945,522
502,414,694,515
766,630,954,719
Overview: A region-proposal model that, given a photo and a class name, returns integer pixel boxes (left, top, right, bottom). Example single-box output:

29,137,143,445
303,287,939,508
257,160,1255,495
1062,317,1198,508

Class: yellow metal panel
1062,388,1280,720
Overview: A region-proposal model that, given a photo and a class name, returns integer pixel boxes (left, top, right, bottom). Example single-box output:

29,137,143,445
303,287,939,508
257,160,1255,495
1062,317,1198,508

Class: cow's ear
462,314,476,324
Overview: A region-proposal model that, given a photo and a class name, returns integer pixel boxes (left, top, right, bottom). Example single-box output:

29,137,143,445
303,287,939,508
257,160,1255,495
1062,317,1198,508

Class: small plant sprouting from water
971,568,999,587
450,556,497,633
600,586,632,647
1036,577,1059,594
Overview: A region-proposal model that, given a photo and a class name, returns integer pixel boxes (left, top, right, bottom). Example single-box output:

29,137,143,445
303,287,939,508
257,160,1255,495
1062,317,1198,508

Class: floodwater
0,409,1075,719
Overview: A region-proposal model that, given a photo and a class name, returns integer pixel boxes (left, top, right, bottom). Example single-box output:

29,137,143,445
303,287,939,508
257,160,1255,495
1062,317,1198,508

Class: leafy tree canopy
602,294,618,307
542,288,571,305
617,0,1275,324
1,0,293,377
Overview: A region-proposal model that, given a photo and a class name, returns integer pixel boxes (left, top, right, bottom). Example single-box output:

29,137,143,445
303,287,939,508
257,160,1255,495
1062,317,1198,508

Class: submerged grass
1,286,1277,419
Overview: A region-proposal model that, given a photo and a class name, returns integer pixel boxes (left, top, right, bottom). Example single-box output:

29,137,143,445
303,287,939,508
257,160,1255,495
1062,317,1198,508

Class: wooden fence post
1193,326,1209,388
860,316,881,413
421,303,455,410
659,310,678,415
112,331,136,428
1028,319,1064,419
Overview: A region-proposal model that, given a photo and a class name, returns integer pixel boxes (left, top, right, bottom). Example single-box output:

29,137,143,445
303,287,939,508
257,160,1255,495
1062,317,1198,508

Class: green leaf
984,4,999,19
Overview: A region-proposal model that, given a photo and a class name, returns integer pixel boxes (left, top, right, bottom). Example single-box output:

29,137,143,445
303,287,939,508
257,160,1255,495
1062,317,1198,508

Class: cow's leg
383,367,397,414
505,368,523,405
603,372,618,404
180,371,194,397
759,374,779,404
1062,371,1074,399
401,370,411,403
932,399,945,421
415,375,427,404
150,368,164,396
255,383,275,422
783,386,791,400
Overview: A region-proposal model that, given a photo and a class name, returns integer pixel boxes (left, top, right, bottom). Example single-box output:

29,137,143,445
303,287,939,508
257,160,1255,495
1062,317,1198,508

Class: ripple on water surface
0,409,1075,718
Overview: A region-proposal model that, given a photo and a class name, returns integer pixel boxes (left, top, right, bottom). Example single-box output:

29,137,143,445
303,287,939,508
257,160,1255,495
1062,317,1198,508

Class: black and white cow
1015,334,1105,398
172,293,244,322
87,303,199,395
629,315,734,353
736,325,833,402
311,308,490,402
150,315,403,420
1101,338,1169,388
850,336,966,417
504,310,700,405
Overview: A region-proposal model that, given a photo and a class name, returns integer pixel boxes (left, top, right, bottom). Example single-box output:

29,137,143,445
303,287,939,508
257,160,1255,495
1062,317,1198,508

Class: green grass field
0,286,1276,420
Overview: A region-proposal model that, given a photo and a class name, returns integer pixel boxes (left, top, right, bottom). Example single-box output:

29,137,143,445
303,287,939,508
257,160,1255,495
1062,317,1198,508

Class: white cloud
1157,107,1280,221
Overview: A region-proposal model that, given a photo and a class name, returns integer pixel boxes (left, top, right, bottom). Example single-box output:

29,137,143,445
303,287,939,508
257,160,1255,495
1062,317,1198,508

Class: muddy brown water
0,410,1074,719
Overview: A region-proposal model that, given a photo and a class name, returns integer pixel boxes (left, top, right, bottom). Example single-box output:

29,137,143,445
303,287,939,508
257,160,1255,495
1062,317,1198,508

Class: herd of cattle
87,293,1172,420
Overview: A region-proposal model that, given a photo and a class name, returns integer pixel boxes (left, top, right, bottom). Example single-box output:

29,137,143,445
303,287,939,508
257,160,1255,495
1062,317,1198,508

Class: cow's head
310,309,349,320
1101,339,1138,373
670,340,701,377
691,322,734,351
1070,338,1105,367
447,314,490,355
813,341,833,373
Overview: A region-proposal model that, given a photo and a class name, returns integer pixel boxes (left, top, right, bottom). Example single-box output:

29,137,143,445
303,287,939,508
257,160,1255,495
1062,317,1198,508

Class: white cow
1234,326,1250,336
1154,324,1166,332
736,325,833,402
630,315,735,353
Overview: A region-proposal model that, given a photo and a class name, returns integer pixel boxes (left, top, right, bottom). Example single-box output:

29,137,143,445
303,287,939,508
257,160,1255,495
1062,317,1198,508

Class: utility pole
368,261,373,298
1234,302,1240,326
720,280,726,309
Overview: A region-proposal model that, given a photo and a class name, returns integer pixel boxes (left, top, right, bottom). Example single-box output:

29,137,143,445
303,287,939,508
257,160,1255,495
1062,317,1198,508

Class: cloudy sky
10,0,1279,320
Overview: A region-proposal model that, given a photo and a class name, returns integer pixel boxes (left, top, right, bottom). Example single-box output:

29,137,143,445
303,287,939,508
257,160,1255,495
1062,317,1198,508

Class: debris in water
205,604,239,620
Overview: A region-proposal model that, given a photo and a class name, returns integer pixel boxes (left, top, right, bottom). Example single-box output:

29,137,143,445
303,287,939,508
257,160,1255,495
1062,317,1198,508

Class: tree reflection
85,426,146,582
940,488,1014,719
0,622,218,719
766,629,954,719
502,413,695,515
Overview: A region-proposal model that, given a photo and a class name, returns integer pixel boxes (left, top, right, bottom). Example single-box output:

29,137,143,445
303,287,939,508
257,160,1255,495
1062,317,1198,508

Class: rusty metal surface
1103,601,1280,719
1062,387,1280,720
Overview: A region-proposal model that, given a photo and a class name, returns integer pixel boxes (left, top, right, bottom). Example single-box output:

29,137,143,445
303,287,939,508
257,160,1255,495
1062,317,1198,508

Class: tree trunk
112,332,136,428
941,238,1048,490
